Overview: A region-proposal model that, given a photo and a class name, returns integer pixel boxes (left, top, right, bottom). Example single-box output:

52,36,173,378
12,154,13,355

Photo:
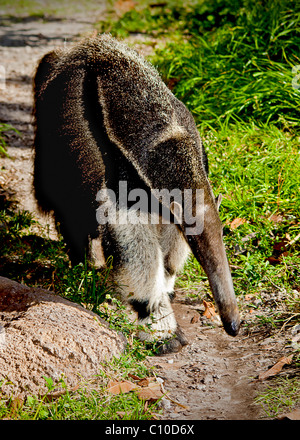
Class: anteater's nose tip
223,318,240,337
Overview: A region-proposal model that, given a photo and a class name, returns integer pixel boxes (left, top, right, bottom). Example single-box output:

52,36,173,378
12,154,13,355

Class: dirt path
0,6,290,420
149,298,289,420
0,5,106,238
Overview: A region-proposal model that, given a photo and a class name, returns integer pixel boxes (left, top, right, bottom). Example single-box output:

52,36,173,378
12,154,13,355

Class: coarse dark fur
33,35,240,352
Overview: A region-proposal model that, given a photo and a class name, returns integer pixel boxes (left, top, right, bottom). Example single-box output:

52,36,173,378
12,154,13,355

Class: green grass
141,1,300,336
0,352,162,420
0,287,162,420
100,0,300,130
0,206,163,420
255,375,300,418
98,0,203,39
150,0,300,129
205,123,300,311
146,1,300,413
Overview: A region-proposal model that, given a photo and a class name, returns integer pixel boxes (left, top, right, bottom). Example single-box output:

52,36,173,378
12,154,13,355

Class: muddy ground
0,4,293,420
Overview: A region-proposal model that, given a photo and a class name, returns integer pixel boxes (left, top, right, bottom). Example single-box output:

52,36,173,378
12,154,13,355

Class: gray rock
0,276,126,397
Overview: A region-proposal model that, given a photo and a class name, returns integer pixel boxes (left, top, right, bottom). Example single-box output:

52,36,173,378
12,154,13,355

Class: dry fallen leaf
245,293,258,301
269,214,284,224
137,377,156,387
136,379,164,402
230,217,246,230
258,355,293,381
128,373,141,381
107,380,138,395
267,256,281,266
137,386,163,402
273,238,289,253
203,300,217,319
114,0,135,14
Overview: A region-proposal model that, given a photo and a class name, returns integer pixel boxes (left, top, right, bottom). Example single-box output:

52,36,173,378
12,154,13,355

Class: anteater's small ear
215,194,222,211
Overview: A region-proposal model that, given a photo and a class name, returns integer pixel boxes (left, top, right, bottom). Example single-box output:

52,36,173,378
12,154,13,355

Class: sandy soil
0,4,292,420
150,298,289,420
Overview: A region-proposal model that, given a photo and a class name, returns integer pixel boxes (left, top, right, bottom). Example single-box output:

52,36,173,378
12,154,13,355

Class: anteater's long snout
187,219,241,337
207,265,241,336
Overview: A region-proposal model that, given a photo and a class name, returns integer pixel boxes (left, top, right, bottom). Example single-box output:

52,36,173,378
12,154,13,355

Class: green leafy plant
1,0,300,420
255,376,300,418
151,0,300,130
0,123,19,156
